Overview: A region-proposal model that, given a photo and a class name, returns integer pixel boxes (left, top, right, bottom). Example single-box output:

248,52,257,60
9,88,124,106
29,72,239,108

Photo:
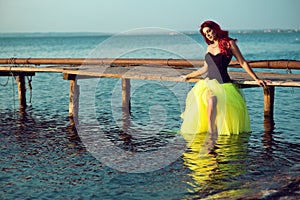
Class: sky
0,0,299,33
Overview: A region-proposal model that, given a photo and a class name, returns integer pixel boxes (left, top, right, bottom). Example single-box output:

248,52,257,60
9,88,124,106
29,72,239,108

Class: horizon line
0,28,299,36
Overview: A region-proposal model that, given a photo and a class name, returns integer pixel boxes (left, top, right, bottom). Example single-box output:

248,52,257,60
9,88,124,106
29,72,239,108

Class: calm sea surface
1,30,300,199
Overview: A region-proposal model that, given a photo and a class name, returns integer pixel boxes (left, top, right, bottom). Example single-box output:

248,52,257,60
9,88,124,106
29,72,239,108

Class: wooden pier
1,58,300,132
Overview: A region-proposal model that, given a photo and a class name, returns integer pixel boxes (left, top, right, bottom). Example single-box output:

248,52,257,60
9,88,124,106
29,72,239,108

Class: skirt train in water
180,78,251,136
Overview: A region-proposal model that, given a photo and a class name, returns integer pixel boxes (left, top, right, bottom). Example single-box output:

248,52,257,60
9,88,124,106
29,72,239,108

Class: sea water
0,30,300,199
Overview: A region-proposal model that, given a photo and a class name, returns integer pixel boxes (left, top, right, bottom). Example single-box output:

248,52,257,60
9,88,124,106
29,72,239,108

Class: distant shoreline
0,29,299,38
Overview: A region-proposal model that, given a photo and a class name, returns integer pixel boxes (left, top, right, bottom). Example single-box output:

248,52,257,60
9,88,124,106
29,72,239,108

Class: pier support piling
263,86,275,131
263,86,275,118
63,73,80,118
122,78,131,116
69,78,79,118
122,78,131,131
16,74,27,110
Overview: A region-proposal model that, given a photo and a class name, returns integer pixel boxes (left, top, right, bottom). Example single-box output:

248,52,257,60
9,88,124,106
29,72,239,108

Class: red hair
200,20,236,56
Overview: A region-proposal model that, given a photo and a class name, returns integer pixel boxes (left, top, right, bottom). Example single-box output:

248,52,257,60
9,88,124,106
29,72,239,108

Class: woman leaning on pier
180,20,269,137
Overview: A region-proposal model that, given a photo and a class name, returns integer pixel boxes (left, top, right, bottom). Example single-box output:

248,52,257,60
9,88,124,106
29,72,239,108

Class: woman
180,20,268,136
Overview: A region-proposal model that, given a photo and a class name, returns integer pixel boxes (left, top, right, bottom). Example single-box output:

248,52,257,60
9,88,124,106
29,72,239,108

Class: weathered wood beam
229,59,300,69
0,58,203,67
2,65,300,87
0,58,300,69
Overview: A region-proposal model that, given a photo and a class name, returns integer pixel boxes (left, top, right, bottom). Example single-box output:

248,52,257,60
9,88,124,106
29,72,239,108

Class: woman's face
202,27,217,42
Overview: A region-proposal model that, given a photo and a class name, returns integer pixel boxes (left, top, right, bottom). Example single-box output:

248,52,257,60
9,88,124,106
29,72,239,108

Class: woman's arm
180,61,208,80
230,40,269,87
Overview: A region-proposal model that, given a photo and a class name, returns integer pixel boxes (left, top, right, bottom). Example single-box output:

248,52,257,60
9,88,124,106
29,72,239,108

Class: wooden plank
233,80,300,87
0,66,65,73
1,65,300,86
229,71,300,87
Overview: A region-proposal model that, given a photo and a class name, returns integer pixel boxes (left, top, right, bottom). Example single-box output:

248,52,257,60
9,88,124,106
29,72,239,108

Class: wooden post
122,78,131,132
16,74,26,110
122,78,131,115
263,86,275,131
69,79,79,118
264,86,275,118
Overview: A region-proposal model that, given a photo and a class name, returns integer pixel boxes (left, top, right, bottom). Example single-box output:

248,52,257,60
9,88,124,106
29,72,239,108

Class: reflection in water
1,108,300,199
181,132,250,199
67,116,87,154
262,117,275,149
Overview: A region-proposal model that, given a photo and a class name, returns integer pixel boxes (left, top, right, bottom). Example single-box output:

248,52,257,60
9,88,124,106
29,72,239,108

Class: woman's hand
256,79,271,87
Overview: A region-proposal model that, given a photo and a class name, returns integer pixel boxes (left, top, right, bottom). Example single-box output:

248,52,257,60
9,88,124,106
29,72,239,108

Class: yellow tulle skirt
180,78,251,136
